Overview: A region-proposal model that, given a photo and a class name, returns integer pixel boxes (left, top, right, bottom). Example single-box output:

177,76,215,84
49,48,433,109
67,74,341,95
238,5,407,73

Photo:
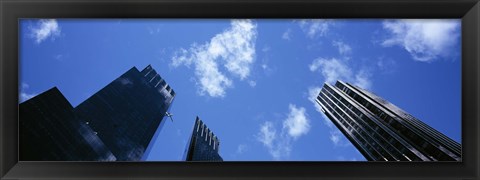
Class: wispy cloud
329,128,351,147
257,121,278,153
236,144,248,154
20,93,37,103
257,104,310,160
147,26,162,35
30,19,61,44
298,19,333,39
376,56,397,74
381,19,460,62
257,121,292,160
21,83,29,90
248,80,257,87
19,83,37,103
336,156,358,161
262,46,271,53
309,58,351,83
172,20,257,97
282,28,292,40
309,58,371,90
283,104,310,139
332,40,352,56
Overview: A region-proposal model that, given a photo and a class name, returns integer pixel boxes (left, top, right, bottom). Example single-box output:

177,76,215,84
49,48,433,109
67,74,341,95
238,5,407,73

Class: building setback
184,116,223,161
316,80,461,161
19,65,175,161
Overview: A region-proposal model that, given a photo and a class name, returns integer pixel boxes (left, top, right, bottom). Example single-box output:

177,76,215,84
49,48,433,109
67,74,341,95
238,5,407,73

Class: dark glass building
19,87,116,161
184,116,223,161
316,80,461,161
19,65,175,161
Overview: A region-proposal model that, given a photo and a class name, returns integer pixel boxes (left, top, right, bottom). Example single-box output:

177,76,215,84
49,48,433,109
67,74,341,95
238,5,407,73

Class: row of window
322,90,406,160
195,119,220,150
143,67,176,97
318,93,385,160
338,83,459,161
320,85,424,161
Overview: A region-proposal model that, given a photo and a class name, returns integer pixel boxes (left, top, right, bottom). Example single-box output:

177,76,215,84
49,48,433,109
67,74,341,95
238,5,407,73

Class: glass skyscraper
316,80,461,161
184,116,223,161
19,65,175,161
19,87,116,161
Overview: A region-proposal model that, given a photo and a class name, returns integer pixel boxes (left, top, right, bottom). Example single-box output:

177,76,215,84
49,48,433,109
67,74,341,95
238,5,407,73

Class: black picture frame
1,0,479,179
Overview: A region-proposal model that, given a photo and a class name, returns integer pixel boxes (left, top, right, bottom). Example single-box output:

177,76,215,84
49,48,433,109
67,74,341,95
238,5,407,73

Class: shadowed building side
184,116,223,161
19,87,116,161
74,65,175,161
19,65,175,161
316,80,461,161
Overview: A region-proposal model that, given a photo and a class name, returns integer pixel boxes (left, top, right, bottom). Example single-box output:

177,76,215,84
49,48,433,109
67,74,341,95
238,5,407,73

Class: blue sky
19,19,461,161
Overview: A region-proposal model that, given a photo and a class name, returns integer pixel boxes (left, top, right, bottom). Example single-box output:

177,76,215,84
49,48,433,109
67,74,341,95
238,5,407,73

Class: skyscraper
19,65,175,161
19,87,116,161
184,116,223,161
316,80,461,161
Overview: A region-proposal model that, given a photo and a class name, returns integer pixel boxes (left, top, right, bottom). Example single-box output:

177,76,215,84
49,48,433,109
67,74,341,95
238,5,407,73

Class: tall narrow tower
316,80,461,161
184,116,223,161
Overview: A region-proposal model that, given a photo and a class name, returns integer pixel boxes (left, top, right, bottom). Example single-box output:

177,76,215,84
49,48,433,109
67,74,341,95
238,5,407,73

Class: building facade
19,87,116,161
19,65,175,161
316,80,461,161
184,116,223,161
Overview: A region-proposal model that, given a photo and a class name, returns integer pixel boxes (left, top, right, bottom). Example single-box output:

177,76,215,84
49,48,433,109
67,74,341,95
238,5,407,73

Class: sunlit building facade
19,65,175,161
316,80,461,161
184,116,223,161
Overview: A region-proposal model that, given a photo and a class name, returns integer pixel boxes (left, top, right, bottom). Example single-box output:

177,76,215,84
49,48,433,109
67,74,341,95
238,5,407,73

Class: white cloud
257,121,292,160
381,19,460,62
299,19,333,39
329,129,350,147
19,83,37,103
257,104,310,160
282,28,292,40
354,70,372,90
21,83,29,90
330,131,341,145
309,58,371,90
19,92,37,103
147,26,162,35
283,104,310,139
236,144,248,154
262,46,270,53
257,121,277,149
309,58,352,84
376,56,397,74
332,40,352,55
54,54,63,60
172,20,257,97
248,80,257,87
30,19,61,44
261,64,268,70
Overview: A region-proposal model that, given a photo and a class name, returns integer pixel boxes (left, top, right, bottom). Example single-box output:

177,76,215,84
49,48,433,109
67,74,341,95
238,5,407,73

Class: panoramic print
19,19,461,161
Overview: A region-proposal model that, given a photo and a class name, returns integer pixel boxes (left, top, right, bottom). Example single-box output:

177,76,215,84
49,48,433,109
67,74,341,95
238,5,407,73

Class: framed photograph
1,0,479,179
